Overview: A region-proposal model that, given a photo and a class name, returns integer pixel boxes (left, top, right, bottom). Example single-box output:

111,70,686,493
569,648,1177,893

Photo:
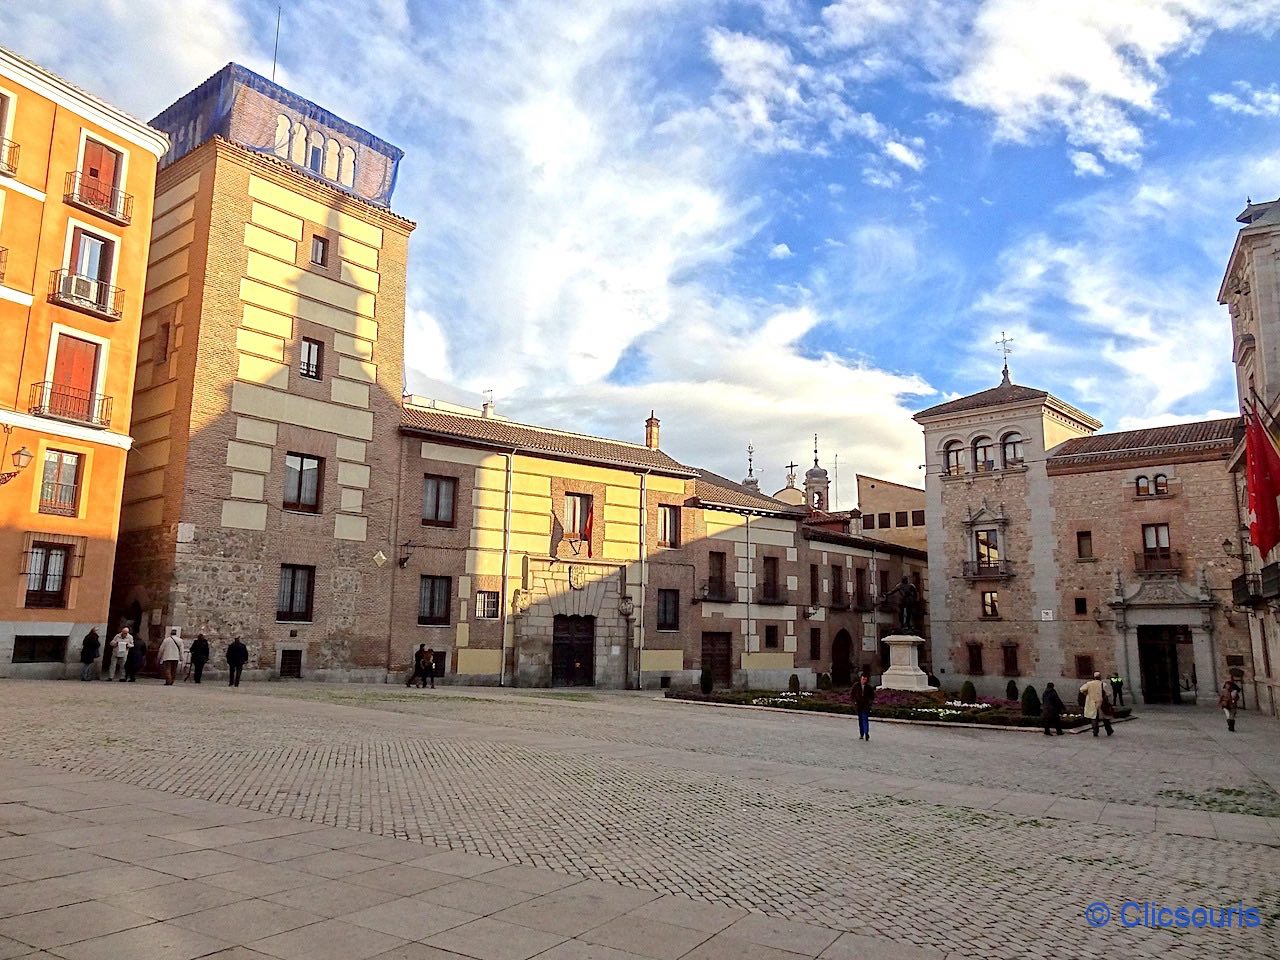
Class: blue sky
6,1,1280,498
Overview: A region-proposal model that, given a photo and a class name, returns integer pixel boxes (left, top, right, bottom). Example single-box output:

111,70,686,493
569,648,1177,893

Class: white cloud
512,299,931,491
970,146,1280,423
1210,81,1280,117
883,140,925,170
1070,151,1106,177
768,242,794,259
0,0,260,117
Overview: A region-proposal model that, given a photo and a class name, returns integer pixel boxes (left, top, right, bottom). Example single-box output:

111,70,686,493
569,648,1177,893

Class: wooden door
552,615,595,686
700,632,732,688
81,140,119,201
51,335,99,421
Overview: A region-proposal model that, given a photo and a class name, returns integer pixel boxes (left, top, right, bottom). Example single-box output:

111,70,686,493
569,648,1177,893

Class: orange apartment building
0,46,167,676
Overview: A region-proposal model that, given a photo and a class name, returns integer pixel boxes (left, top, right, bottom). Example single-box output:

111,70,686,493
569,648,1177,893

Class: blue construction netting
150,63,403,209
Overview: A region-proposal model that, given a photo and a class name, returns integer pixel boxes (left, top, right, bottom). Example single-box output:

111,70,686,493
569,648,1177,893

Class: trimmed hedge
664,687,1131,729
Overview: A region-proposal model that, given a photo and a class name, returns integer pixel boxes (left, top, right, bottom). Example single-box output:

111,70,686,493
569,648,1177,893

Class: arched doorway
552,614,595,686
831,629,852,687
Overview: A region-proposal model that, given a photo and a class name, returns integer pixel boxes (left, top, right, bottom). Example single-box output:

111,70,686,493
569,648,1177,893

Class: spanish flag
1245,406,1280,558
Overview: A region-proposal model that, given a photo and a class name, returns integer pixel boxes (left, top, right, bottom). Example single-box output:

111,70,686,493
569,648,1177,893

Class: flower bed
665,686,1131,729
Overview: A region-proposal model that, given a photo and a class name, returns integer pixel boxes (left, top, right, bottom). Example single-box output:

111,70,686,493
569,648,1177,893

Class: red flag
1245,410,1280,558
582,500,594,558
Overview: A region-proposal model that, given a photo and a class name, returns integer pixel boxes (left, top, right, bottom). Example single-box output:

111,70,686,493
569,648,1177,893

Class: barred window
475,590,500,619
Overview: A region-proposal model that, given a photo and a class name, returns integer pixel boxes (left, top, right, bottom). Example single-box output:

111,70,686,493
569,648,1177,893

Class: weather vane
996,330,1014,381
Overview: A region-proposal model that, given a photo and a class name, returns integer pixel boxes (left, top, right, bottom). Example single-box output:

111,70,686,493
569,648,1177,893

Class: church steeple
804,434,830,511
742,443,760,492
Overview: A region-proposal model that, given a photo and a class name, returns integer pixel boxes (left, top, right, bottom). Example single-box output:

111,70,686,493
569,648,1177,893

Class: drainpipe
385,429,407,680
744,512,752,684
636,471,649,690
499,448,516,685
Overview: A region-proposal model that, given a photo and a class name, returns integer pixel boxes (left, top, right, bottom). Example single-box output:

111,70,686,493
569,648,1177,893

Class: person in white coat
1079,672,1114,738
159,629,182,686
109,626,133,681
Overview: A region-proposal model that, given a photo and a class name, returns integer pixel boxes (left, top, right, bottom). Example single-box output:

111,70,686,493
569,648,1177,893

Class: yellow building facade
0,46,166,676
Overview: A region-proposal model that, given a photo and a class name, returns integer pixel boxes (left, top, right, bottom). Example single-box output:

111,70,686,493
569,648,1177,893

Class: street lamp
0,425,32,486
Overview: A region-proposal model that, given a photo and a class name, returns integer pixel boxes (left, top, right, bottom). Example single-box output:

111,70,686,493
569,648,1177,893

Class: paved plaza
0,681,1277,960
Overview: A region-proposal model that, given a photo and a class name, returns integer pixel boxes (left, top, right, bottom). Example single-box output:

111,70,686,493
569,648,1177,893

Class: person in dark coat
124,638,146,682
1042,682,1065,736
852,673,876,742
79,628,101,681
407,644,428,688
190,634,210,684
226,637,248,687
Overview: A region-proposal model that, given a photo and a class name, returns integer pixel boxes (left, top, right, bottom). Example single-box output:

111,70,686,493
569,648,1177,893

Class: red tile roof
1048,417,1240,467
401,406,697,476
914,380,1049,419
691,470,806,515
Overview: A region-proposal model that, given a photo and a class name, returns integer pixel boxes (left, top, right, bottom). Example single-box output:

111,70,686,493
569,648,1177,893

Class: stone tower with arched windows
914,369,1250,706
914,370,1098,693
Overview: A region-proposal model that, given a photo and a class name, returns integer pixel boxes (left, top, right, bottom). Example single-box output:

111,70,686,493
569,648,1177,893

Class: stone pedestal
877,635,937,691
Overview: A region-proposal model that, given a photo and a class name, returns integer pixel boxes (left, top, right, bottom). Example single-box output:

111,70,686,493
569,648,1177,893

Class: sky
6,0,1280,501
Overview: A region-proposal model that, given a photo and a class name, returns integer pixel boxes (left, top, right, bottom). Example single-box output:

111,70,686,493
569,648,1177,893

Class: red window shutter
54,335,99,394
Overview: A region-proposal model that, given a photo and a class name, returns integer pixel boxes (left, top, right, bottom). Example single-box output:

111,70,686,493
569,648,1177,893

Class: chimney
644,411,660,449
481,401,495,418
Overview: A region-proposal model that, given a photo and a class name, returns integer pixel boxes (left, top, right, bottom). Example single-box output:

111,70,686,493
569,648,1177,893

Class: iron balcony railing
698,579,735,603
828,590,851,610
28,381,112,429
0,138,18,177
853,595,875,612
64,171,133,224
754,584,791,605
0,246,7,283
38,481,79,517
1135,550,1182,575
48,269,124,320
1232,573,1262,607
1262,562,1280,600
962,559,1012,579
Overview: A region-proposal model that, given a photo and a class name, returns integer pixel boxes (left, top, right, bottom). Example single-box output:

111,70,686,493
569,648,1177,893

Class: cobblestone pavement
0,680,1277,960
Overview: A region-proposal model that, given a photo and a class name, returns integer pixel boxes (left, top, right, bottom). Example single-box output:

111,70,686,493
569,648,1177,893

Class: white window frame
0,83,17,144
60,215,121,290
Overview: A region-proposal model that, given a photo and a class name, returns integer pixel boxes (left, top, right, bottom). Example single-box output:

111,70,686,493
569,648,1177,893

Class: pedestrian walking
1041,682,1065,736
109,625,133,681
1079,672,1114,737
1108,671,1125,707
1218,678,1242,732
159,629,182,685
79,628,101,681
853,672,876,741
226,637,248,687
424,647,438,689
407,644,428,688
190,634,210,684
124,637,146,682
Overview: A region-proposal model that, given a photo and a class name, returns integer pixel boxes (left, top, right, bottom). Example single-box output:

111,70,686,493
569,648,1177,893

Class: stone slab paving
0,680,1277,960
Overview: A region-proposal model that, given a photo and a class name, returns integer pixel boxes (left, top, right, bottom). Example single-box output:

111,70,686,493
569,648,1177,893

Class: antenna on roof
271,5,282,82
996,330,1014,384
813,434,819,468
833,453,839,510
